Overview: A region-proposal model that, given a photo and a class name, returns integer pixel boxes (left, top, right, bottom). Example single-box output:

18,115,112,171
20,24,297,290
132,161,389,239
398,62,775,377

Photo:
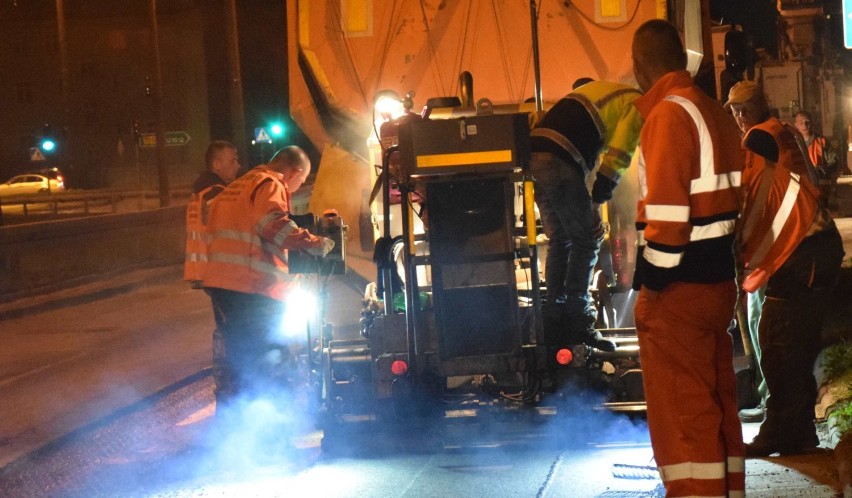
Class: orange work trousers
635,281,745,497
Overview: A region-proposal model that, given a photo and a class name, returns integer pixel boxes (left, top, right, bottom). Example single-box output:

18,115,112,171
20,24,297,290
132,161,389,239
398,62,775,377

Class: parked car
0,173,65,197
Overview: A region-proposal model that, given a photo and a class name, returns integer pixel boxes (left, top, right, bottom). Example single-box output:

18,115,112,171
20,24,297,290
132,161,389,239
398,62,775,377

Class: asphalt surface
0,263,850,496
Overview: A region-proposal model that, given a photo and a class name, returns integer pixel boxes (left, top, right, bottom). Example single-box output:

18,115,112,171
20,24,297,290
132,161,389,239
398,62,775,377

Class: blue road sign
255,127,272,143
845,0,852,49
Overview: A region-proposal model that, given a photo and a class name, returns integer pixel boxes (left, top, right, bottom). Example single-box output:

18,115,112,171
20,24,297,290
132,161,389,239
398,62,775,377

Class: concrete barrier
0,206,185,301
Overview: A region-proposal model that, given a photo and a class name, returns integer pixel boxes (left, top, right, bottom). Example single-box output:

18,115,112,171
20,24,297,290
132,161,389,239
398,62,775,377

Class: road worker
529,77,643,352
203,146,334,408
631,20,745,496
183,140,240,405
727,81,845,457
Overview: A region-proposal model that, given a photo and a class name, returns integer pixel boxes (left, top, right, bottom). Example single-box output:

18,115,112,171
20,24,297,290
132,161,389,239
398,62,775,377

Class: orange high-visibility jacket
184,184,225,286
736,117,821,292
203,166,321,301
804,135,839,202
632,71,744,291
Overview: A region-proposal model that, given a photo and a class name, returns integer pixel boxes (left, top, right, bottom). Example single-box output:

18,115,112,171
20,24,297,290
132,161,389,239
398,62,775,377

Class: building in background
0,0,299,191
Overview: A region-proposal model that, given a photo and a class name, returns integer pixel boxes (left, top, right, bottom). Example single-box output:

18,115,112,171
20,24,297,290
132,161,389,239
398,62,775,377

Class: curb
826,404,852,497
817,357,852,497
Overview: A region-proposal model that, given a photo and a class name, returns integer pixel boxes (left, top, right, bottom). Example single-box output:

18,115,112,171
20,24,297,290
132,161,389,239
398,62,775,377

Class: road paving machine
309,101,645,449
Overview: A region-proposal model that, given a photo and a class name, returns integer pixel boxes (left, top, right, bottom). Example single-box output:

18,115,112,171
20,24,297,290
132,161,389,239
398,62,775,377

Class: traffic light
132,120,141,138
39,124,57,153
269,121,286,139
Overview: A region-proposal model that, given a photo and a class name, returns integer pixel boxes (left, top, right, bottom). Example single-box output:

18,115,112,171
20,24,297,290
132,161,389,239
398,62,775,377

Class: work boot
745,431,819,458
564,306,616,352
584,328,617,352
738,405,765,423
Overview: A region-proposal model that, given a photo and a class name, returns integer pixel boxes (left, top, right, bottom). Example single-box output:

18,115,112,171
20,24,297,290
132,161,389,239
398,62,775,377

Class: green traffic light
270,123,284,137
41,139,56,152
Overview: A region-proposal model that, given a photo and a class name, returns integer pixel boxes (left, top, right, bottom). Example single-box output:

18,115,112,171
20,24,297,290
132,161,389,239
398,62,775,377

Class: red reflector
555,348,573,365
390,360,408,376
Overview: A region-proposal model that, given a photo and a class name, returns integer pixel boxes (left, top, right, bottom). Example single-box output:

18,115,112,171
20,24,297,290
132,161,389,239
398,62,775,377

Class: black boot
585,328,617,352
565,307,617,352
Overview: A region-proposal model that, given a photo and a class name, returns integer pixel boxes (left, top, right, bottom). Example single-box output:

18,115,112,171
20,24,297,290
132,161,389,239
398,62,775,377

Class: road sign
254,127,272,143
845,0,852,48
29,147,46,162
138,131,191,148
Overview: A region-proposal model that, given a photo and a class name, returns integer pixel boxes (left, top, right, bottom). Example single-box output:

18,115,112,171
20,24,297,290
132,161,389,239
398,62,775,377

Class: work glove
305,237,335,257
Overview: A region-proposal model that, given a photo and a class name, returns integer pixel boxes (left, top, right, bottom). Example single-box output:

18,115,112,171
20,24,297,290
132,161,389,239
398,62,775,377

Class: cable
418,0,447,96
490,0,516,100
327,1,369,108
452,1,474,97
375,0,402,96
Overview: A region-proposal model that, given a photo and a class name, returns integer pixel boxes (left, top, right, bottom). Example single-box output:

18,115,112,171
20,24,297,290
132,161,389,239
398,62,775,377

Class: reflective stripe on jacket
184,184,225,285
736,118,821,292
632,71,743,291
203,166,320,301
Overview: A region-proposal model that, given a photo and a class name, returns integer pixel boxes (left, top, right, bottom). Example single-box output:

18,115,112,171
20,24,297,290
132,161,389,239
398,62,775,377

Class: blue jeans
531,152,602,318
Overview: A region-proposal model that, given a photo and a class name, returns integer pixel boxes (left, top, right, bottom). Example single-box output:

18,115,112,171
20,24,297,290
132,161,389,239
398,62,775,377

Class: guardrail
0,184,315,300
0,189,192,220
0,205,187,300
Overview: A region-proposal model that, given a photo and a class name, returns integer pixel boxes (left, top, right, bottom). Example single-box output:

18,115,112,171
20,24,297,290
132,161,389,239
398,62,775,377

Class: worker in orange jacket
727,82,845,457
184,141,241,286
795,110,840,212
184,141,241,405
203,146,334,408
727,83,823,423
631,20,745,497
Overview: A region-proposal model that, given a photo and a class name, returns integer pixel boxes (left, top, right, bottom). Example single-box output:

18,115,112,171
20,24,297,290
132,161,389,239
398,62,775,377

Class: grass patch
823,343,852,439
821,342,852,382
832,401,852,436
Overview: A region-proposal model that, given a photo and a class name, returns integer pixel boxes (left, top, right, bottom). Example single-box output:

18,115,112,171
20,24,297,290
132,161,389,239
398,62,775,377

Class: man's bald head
268,145,311,192
632,20,687,92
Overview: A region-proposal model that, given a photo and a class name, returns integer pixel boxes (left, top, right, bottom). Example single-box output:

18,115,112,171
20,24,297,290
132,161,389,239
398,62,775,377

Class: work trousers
746,285,767,404
207,287,291,407
530,152,602,318
635,281,744,497
204,288,227,404
755,226,844,446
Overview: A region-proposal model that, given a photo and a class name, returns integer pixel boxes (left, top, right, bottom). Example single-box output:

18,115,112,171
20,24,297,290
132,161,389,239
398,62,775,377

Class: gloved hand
305,237,335,257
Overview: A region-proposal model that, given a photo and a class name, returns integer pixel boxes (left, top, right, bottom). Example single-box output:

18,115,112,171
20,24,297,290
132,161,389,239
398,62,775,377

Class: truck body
284,0,717,444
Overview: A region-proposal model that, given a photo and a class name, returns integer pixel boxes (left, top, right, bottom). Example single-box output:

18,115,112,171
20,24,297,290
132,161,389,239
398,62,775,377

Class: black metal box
397,113,530,178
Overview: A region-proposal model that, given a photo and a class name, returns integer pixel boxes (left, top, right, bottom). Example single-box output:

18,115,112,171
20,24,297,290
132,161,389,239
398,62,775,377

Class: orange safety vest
203,166,320,301
805,135,838,202
736,118,821,292
184,184,225,287
806,135,829,168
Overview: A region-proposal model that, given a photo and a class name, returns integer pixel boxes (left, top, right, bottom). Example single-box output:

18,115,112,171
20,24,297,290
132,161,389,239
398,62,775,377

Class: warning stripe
416,150,513,168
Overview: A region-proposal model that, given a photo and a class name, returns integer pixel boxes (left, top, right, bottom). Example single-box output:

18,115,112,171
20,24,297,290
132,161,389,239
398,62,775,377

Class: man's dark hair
634,20,687,74
205,140,236,170
572,77,594,90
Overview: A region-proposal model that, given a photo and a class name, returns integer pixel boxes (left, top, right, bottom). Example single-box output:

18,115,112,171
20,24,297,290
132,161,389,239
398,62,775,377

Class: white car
0,173,65,197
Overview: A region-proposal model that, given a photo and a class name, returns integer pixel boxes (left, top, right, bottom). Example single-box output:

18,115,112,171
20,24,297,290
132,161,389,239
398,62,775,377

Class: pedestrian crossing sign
255,127,272,143
29,147,45,162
